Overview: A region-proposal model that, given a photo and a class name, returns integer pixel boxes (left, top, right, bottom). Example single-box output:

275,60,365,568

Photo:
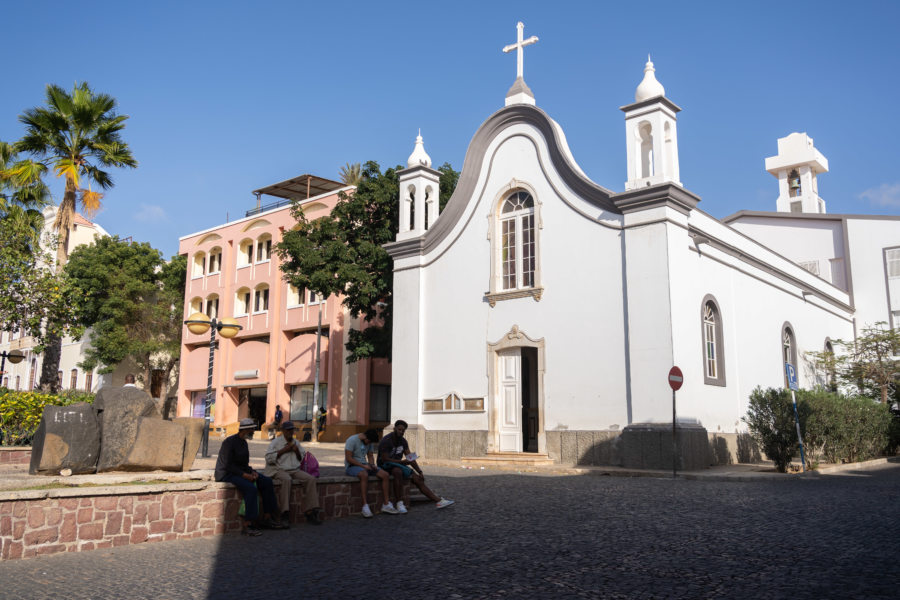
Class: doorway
521,347,539,452
488,325,545,455
248,387,267,430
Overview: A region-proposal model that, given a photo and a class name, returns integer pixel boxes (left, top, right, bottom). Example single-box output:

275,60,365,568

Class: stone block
460,430,475,457
113,418,186,472
174,417,205,471
448,431,462,460
576,431,596,466
96,389,161,472
621,423,709,471
545,430,561,461
560,431,577,465
29,403,100,475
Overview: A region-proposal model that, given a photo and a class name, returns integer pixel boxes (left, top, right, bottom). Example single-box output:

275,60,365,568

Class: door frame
487,325,546,454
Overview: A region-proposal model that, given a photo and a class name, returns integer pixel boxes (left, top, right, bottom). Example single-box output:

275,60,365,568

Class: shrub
744,387,809,472
0,388,94,446
803,390,891,463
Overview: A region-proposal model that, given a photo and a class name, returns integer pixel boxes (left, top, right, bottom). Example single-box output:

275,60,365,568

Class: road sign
668,366,684,391
785,363,799,391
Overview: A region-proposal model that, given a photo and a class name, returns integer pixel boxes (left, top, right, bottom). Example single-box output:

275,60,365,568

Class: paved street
1,463,898,599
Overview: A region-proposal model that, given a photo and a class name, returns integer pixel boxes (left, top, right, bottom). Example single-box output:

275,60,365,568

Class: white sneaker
361,504,373,518
396,501,408,514
381,502,400,515
435,498,455,509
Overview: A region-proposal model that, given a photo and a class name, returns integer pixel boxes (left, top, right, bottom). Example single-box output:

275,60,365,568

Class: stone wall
423,430,488,460
0,475,406,561
0,448,31,466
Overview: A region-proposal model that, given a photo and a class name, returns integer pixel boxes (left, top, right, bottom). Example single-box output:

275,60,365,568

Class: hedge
0,388,94,446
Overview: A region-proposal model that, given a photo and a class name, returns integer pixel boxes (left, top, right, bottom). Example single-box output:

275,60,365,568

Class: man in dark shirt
215,418,285,535
378,419,455,513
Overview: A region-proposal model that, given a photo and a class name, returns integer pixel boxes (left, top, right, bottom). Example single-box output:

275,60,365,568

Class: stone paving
0,461,898,599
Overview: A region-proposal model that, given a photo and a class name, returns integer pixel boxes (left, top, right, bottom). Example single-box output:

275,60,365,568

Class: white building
385,43,900,468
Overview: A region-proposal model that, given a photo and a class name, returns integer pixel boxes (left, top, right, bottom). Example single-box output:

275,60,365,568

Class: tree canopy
64,237,186,393
276,160,459,362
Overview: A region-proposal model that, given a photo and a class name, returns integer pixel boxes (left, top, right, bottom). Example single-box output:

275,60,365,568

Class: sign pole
785,363,806,472
667,366,684,480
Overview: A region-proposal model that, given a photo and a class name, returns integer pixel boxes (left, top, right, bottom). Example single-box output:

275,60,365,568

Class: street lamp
184,312,242,457
0,349,25,383
311,296,323,443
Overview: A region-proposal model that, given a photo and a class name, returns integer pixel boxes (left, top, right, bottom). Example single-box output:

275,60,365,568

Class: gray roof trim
385,104,619,259
384,237,425,260
619,96,682,114
723,210,900,223
398,164,442,178
613,183,701,216
506,77,534,99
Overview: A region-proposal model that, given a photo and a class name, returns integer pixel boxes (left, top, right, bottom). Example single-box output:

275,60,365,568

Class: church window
70,369,78,390
885,248,900,279
499,191,536,291
781,323,797,387
84,371,93,392
424,392,485,413
701,295,725,386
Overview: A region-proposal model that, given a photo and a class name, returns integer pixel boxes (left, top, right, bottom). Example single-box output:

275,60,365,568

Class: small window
287,285,302,307
788,169,802,198
798,260,819,276
701,296,726,386
782,323,798,388
192,252,206,277
190,297,203,314
84,371,93,392
790,201,802,213
208,248,222,273
254,286,269,312
424,392,485,412
70,369,78,390
237,239,253,267
235,288,251,315
256,235,272,262
308,289,322,305
205,295,219,319
886,248,900,279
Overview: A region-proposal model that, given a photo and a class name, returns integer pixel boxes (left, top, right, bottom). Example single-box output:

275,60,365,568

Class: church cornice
619,95,682,114
612,183,701,216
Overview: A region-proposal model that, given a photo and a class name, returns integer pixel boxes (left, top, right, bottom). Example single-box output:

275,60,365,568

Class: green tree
816,323,900,404
0,140,50,247
276,160,459,361
338,162,362,186
744,387,810,472
13,82,137,391
64,237,185,397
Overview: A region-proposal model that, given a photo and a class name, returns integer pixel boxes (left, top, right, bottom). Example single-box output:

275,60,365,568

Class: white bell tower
397,131,442,241
765,132,829,214
621,57,682,190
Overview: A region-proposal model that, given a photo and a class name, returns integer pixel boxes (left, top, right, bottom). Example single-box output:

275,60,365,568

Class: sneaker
305,510,323,525
396,501,408,514
241,525,262,537
381,502,400,515
361,504,373,518
435,498,455,509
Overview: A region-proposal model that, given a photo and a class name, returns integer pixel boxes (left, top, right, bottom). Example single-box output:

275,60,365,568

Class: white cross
502,21,538,80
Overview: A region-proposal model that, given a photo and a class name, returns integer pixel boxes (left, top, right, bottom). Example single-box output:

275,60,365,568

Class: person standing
215,418,286,535
263,421,323,526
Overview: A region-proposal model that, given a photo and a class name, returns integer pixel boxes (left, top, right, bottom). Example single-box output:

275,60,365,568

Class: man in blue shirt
344,429,395,517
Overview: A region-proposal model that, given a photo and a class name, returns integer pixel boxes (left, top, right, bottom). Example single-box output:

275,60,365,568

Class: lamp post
0,349,26,383
184,312,242,457
311,297,323,443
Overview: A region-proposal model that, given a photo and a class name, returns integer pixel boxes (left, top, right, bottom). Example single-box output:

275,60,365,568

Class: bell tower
765,132,829,214
397,131,441,241
621,56,682,191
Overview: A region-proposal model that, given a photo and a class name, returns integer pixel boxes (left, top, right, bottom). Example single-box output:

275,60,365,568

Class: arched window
701,295,726,386
29,358,37,390
84,371,93,392
235,287,252,315
254,284,269,313
256,234,272,263
190,297,202,314
639,122,654,178
823,339,836,392
788,169,802,198
237,239,253,267
781,322,797,387
205,294,219,319
70,369,78,390
208,247,222,273
499,191,536,291
192,252,206,277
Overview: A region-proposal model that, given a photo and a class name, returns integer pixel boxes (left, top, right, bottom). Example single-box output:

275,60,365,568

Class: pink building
175,175,392,442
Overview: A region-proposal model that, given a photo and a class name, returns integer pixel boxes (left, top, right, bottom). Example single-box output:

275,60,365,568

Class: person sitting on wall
215,418,286,535
344,428,396,518
317,406,326,433
378,419,455,512
263,420,323,526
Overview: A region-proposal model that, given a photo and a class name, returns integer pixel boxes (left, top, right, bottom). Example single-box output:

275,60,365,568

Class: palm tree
0,139,49,258
15,82,137,391
339,162,362,186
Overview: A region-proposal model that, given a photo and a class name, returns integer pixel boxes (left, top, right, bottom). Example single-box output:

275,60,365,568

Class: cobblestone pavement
1,464,898,599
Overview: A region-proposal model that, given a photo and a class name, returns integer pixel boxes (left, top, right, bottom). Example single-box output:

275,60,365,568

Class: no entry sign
668,366,684,391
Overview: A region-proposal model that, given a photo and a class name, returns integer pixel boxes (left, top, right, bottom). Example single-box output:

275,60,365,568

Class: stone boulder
29,403,100,475
95,388,162,472
174,417,205,471
116,417,186,472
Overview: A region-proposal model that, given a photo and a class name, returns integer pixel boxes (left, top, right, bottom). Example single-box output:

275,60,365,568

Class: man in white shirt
263,421,323,525
123,374,137,387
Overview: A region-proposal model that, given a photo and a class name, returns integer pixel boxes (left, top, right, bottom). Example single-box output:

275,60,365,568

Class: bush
744,387,809,472
802,390,891,464
0,388,94,446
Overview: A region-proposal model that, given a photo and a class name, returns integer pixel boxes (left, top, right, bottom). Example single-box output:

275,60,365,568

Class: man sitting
344,429,395,517
214,418,286,535
378,419,455,512
263,420,323,526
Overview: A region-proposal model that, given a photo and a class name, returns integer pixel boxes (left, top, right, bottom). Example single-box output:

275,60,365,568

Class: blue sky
2,1,899,257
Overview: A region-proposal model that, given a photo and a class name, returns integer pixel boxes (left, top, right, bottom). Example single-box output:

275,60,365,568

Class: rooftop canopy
247,174,347,217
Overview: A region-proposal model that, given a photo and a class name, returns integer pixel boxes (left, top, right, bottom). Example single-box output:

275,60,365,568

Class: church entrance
489,326,545,455
521,347,539,452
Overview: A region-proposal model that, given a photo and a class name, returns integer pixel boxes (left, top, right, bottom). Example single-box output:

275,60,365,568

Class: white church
385,24,900,468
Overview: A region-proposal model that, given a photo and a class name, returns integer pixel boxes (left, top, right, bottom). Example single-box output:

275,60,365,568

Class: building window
238,239,253,267
423,392,485,412
15,375,20,391
499,191,536,291
287,285,303,307
307,289,322,305
29,358,36,390
235,288,251,315
205,295,219,319
57,370,62,389
290,384,327,422
70,369,78,390
208,248,222,273
256,235,272,262
84,371,93,392
369,384,391,422
190,297,203,314
3,376,8,388
254,286,269,313
192,252,206,277
781,322,797,387
886,248,900,279
701,296,725,386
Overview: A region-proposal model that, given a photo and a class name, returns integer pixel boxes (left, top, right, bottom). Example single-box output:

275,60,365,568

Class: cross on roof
502,21,538,81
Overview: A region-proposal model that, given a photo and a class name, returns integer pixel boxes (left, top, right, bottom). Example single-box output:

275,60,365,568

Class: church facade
385,40,900,467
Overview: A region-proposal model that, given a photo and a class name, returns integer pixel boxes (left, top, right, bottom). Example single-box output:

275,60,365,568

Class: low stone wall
0,448,31,466
0,475,407,561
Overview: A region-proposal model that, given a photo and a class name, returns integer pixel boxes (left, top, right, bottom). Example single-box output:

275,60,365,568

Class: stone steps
460,452,556,467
